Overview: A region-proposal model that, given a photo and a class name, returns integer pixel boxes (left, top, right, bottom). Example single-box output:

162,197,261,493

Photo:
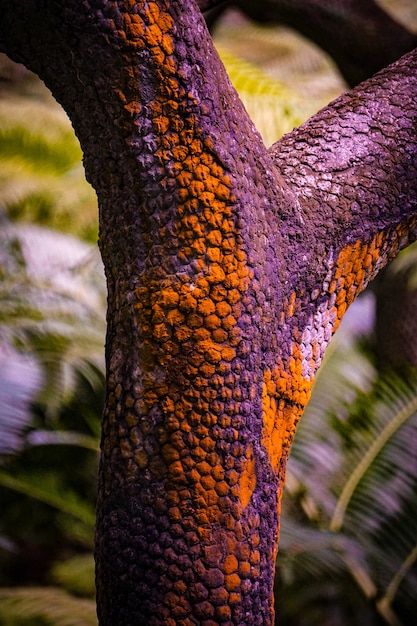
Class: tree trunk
1,1,417,624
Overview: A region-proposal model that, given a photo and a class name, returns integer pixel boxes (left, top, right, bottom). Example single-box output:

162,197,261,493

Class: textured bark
1,1,417,624
201,0,417,87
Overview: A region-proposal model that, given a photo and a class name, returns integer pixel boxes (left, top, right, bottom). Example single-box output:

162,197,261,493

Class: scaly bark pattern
1,1,417,624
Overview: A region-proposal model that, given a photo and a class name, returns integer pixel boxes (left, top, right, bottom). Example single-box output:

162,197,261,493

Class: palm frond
0,222,106,417
330,376,417,532
380,541,417,610
279,520,367,582
217,45,305,145
281,288,417,621
0,587,97,626
51,554,96,598
0,470,95,528
0,347,42,455
0,97,98,241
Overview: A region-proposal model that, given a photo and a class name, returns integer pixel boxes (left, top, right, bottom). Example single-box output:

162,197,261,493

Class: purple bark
1,1,417,624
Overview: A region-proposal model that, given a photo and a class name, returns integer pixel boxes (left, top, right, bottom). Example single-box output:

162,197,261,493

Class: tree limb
270,47,417,340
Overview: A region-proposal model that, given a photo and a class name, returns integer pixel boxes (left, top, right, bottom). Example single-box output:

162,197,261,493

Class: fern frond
0,223,105,416
0,587,97,626
330,382,417,531
0,348,42,455
26,430,99,452
0,96,97,241
0,470,95,528
51,554,96,598
217,45,304,145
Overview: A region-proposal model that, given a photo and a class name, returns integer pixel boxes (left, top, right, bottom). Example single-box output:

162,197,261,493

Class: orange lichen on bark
331,225,411,334
238,444,256,509
260,224,417,480
261,344,314,475
128,62,257,531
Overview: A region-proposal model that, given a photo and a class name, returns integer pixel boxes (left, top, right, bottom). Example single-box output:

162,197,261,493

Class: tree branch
270,47,417,339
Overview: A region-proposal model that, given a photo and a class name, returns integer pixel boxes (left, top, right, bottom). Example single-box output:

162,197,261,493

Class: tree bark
1,1,417,624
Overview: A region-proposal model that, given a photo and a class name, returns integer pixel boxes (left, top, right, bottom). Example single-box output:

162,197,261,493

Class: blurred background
1,1,417,624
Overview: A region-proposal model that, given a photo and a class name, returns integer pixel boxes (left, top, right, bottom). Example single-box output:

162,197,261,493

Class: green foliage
0,588,97,626
278,304,417,626
0,219,103,621
0,470,96,528
214,19,344,146
0,222,106,417
51,554,96,598
0,77,104,621
0,97,98,242
218,46,306,145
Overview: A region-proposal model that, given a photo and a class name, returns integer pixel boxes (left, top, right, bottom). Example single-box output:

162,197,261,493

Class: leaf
0,124,81,174
0,587,97,626
0,96,98,242
217,45,304,145
330,378,417,532
26,430,99,452
0,222,106,416
51,554,96,598
281,289,417,621
0,347,42,456
0,470,95,528
214,17,346,147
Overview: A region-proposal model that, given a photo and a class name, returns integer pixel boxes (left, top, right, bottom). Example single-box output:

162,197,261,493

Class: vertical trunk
89,4,301,620
0,3,304,622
